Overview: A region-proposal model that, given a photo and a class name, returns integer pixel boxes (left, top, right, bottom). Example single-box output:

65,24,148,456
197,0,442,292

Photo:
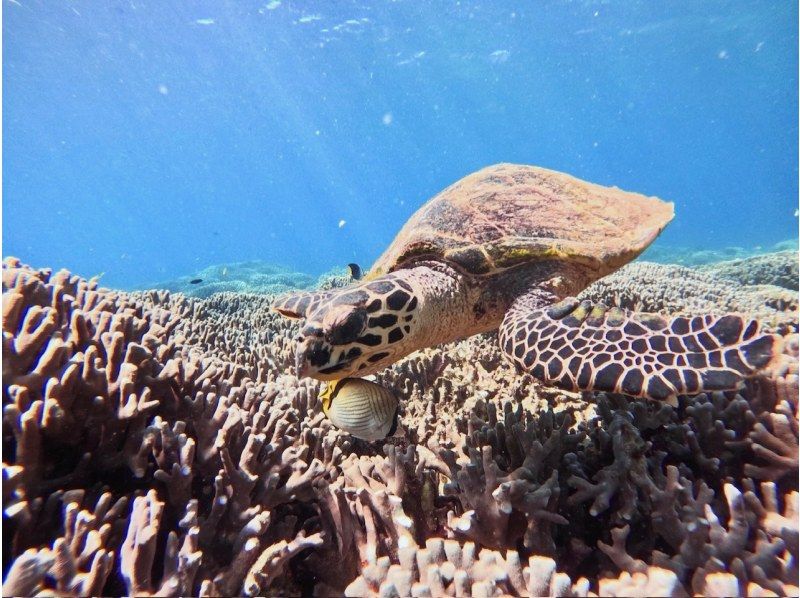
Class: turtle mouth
318,359,352,376
295,339,354,379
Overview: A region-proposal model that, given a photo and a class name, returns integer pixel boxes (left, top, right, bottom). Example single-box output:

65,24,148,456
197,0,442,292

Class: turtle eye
322,304,368,345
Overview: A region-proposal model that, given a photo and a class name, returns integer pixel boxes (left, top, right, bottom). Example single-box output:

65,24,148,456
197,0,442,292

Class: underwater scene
2,1,799,597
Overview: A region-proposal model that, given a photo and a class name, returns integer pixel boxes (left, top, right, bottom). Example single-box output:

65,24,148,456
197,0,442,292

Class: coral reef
580,261,797,333
2,254,798,596
698,251,799,291
641,238,798,267
140,261,319,299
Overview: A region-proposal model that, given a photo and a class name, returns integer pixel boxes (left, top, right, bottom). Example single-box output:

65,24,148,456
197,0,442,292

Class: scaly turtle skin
274,164,781,410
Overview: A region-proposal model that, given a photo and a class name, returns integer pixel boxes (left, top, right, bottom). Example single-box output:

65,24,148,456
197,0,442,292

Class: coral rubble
2,255,798,596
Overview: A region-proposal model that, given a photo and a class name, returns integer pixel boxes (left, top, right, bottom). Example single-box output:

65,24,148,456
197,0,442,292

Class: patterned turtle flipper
499,296,782,404
273,290,336,320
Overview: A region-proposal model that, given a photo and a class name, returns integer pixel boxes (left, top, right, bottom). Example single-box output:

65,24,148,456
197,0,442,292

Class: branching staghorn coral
2,256,798,596
580,261,798,333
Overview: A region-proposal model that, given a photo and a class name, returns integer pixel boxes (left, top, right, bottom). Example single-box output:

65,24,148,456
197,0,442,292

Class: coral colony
2,253,797,596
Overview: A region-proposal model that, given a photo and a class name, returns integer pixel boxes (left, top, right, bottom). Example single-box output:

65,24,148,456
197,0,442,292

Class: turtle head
288,279,420,380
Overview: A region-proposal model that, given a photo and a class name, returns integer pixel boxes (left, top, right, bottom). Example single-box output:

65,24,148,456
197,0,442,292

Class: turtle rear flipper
499,296,782,403
273,290,335,319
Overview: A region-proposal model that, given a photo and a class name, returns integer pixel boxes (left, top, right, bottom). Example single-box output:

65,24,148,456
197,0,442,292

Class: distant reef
641,238,798,267
139,260,352,299
145,243,799,299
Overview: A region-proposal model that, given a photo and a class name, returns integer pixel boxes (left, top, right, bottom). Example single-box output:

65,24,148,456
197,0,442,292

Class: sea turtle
274,164,780,424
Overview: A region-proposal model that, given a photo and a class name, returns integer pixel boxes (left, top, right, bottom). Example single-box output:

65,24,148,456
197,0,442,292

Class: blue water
4,1,798,288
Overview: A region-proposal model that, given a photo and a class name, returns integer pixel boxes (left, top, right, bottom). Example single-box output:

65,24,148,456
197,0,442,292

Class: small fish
347,263,363,280
338,219,347,228
189,278,203,285
320,378,400,441
195,18,215,25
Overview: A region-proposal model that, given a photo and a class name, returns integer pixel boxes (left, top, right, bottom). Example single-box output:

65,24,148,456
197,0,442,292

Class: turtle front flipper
499,296,782,403
273,290,336,319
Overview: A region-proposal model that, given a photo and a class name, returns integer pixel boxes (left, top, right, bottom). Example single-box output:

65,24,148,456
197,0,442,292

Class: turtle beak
296,335,345,379
295,349,310,378
295,337,326,379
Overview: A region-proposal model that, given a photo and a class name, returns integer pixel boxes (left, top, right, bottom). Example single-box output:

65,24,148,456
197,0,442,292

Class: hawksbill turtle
274,164,780,432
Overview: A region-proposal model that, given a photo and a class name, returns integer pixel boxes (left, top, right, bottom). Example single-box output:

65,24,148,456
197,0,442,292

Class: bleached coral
2,255,798,596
